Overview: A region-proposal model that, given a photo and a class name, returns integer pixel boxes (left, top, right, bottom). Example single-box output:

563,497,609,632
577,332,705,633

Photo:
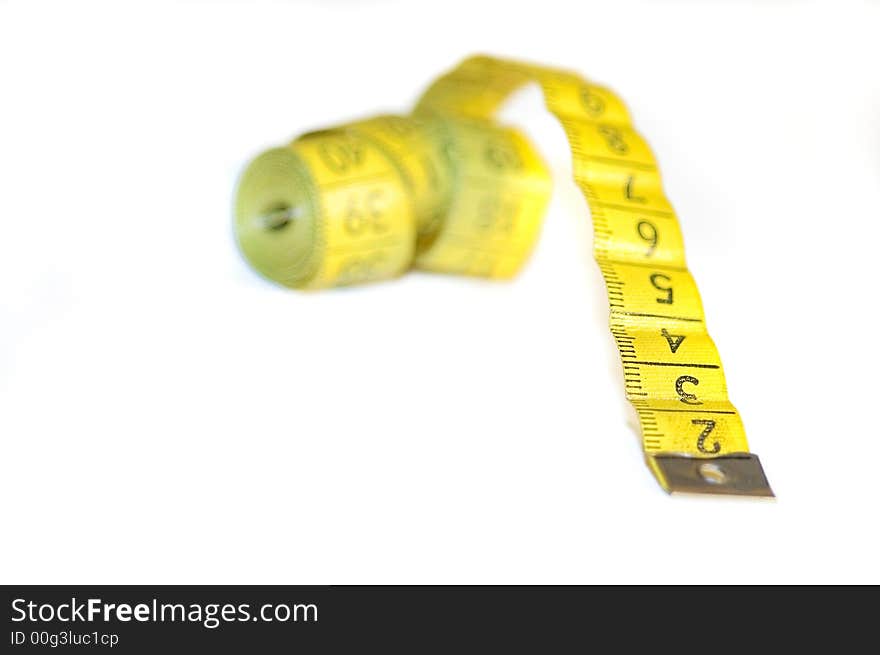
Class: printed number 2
692,419,720,454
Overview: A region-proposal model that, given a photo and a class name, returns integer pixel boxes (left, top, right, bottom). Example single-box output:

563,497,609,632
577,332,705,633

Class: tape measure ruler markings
234,56,773,497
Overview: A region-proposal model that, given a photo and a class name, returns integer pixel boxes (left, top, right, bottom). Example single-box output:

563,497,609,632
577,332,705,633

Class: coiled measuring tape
235,56,773,497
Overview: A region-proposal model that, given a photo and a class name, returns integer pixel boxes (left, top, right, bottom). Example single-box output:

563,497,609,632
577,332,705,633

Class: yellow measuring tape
234,56,773,497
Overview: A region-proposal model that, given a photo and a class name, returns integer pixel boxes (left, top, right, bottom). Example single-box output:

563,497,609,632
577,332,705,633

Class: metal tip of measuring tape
648,453,774,498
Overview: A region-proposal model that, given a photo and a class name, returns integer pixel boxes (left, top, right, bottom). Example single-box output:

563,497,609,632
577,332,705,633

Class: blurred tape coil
235,56,772,497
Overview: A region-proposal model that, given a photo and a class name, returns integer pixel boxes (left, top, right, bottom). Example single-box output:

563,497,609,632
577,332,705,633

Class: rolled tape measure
235,55,773,497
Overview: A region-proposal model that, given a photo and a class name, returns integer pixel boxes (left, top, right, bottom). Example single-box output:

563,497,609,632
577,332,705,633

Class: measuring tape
234,56,773,497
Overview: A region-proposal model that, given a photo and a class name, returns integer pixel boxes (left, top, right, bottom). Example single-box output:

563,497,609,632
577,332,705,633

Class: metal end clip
648,453,774,497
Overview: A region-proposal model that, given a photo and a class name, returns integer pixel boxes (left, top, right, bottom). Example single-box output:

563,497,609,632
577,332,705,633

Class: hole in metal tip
698,462,727,485
260,204,299,231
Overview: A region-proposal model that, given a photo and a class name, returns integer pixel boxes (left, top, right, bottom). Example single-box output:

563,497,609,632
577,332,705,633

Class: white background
2,0,879,584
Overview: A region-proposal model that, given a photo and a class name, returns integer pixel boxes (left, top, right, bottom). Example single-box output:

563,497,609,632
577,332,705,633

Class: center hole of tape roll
261,203,299,232
698,462,727,485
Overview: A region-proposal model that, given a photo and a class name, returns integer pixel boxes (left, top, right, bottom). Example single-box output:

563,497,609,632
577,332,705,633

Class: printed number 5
650,273,673,304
